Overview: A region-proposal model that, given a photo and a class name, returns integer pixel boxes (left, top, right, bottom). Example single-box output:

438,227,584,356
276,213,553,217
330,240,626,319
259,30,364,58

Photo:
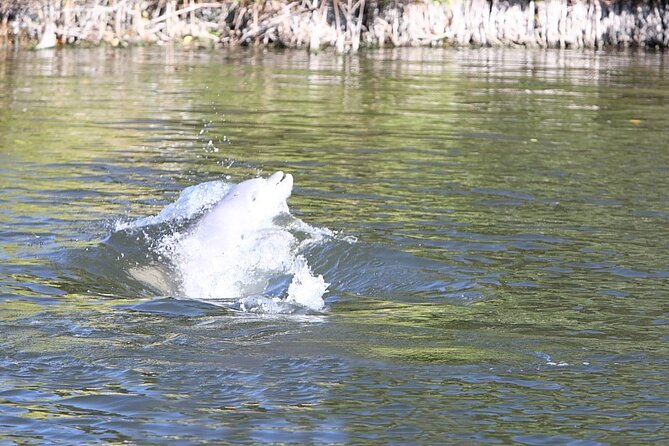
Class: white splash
115,180,232,231
160,172,328,312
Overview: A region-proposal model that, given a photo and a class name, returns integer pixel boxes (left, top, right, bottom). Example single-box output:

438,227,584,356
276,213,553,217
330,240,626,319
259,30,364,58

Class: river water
1,47,668,444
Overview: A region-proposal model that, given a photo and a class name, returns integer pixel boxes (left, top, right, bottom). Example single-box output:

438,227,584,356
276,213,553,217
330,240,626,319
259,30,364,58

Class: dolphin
191,171,293,255
176,171,320,305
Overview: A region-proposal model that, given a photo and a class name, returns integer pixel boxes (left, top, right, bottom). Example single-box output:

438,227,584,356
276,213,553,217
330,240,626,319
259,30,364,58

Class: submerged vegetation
1,0,669,51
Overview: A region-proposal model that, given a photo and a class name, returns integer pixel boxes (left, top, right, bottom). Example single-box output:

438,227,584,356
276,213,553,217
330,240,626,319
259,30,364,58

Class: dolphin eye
252,195,257,202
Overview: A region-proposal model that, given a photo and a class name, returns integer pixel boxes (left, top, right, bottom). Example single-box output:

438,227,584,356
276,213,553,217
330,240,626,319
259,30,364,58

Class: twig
150,2,225,25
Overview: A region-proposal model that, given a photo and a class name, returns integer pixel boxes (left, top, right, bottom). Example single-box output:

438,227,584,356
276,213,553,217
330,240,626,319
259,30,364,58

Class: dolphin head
265,171,293,202
220,171,293,218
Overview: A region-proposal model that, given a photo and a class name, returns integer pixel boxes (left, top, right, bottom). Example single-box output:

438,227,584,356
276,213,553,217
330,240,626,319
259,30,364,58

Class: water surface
1,47,668,444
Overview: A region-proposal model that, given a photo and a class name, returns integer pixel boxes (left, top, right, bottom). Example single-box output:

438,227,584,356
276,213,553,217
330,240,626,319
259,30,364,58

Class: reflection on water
1,47,668,443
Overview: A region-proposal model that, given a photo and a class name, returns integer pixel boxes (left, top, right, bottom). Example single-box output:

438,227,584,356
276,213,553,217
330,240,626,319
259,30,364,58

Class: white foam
286,256,327,311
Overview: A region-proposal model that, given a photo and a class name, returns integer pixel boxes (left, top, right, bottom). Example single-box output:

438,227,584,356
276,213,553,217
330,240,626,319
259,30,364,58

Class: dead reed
2,0,668,51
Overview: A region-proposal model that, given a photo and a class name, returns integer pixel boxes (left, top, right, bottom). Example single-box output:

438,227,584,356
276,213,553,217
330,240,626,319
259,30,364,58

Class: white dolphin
174,171,327,311
191,171,293,254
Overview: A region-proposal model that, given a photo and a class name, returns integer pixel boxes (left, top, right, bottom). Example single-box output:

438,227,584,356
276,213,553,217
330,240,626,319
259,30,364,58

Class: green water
0,47,668,444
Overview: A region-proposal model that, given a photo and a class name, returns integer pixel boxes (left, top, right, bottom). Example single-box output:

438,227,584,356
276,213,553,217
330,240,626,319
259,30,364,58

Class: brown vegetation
1,0,668,51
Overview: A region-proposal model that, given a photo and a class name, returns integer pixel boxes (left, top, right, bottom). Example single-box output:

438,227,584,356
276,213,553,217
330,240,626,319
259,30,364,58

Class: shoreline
2,0,668,52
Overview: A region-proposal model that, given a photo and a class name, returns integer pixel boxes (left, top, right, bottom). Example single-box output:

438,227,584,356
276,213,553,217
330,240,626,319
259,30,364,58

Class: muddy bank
2,0,669,51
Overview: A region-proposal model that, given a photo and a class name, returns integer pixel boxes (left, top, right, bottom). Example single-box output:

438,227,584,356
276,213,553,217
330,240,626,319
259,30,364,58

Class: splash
114,180,232,231
122,172,329,313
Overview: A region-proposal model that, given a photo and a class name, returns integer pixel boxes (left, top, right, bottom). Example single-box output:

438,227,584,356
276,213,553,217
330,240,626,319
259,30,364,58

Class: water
1,46,668,444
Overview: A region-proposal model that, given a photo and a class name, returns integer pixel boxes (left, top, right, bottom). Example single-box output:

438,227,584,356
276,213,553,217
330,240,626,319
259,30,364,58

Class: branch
150,2,226,25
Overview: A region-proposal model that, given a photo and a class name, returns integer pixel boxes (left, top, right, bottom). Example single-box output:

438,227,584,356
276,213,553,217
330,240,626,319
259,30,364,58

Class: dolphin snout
268,171,285,185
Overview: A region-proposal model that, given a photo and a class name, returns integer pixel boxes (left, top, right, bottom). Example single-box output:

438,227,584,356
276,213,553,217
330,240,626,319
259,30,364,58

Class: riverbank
1,0,668,51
